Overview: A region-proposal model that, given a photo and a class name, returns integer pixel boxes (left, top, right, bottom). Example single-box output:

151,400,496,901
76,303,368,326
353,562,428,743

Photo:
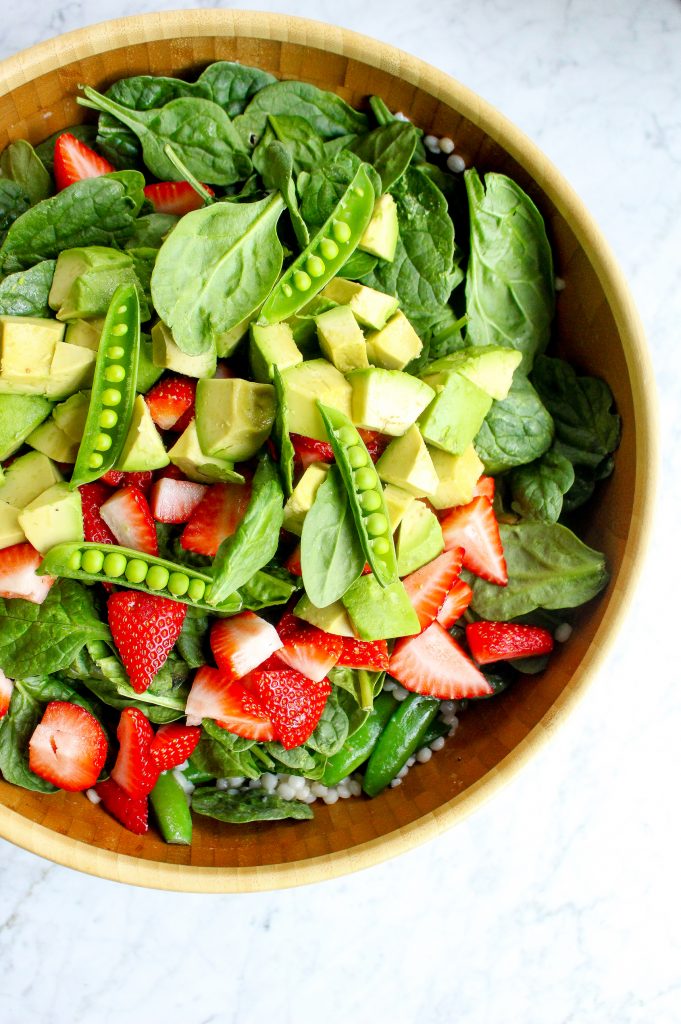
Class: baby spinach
235,80,368,145
191,720,261,780
264,742,325,778
192,786,313,823
307,688,350,757
0,681,56,792
254,115,325,176
299,151,380,229
0,140,51,206
272,366,295,495
239,567,298,612
563,458,615,514
474,375,554,473
124,213,178,250
351,121,419,191
337,250,378,280
259,141,309,249
328,666,384,720
0,180,30,240
0,260,55,317
510,450,575,523
301,465,366,608
176,608,211,669
198,61,277,117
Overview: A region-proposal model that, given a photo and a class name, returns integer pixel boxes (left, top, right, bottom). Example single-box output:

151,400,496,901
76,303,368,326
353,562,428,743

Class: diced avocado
349,368,434,437
281,359,352,441
116,394,169,472
0,499,26,550
358,193,399,262
376,425,439,498
418,371,493,455
382,483,416,532
49,247,132,310
287,295,337,353
282,462,330,535
55,265,149,322
428,445,484,510
396,500,444,576
195,378,276,461
0,451,62,508
250,322,303,383
136,335,164,394
47,343,96,399
0,394,53,460
322,279,399,331
216,313,251,358
168,420,244,484
342,574,420,641
0,316,64,380
365,311,423,371
314,306,368,375
52,391,90,443
18,482,83,553
64,319,102,352
423,346,522,401
294,594,355,637
27,419,79,462
152,321,217,379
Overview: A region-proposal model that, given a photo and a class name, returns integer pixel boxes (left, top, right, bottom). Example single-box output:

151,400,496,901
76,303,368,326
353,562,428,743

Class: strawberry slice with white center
100,485,159,555
465,621,554,664
95,778,148,835
275,611,342,682
149,724,201,771
244,667,331,750
185,666,275,741
28,701,108,791
0,542,54,604
145,376,196,431
389,621,493,700
440,496,508,586
436,578,473,629
53,132,114,190
402,547,465,631
0,668,13,718
111,707,158,799
335,636,389,671
473,475,495,502
143,180,215,215
210,611,283,682
150,478,207,524
180,481,252,557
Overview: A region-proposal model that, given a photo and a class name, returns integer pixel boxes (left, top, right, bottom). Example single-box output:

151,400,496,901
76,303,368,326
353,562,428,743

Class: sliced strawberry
335,636,389,672
357,429,390,463
185,666,275,741
213,362,235,380
100,469,154,492
285,543,302,577
53,132,114,190
100,485,158,556
79,482,117,545
474,475,495,502
245,667,331,749
210,611,282,682
0,668,12,718
436,578,473,629
180,482,251,557
275,611,342,682
107,591,186,693
150,478,207,523
150,724,201,771
111,707,157,799
145,376,196,431
28,701,108,791
389,621,493,700
95,778,148,835
0,542,54,604
143,180,215,215
402,547,465,631
466,621,554,665
291,434,335,471
440,496,508,586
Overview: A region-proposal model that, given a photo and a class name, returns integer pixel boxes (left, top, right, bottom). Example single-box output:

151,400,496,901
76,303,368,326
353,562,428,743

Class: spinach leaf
301,465,365,607
0,681,56,792
198,61,277,117
0,180,30,240
124,212,178,250
259,141,309,249
351,121,418,191
151,192,285,355
510,450,575,523
97,77,203,168
239,567,298,612
235,80,368,145
191,720,261,780
176,608,211,668
464,169,554,372
34,124,99,173
562,457,615,514
307,688,349,757
192,786,313,823
299,151,381,229
272,365,295,495
264,742,325,778
328,665,384,722
470,522,609,619
0,140,51,206
474,375,554,473
254,115,325,177
18,674,97,713
337,250,378,280
0,260,55,316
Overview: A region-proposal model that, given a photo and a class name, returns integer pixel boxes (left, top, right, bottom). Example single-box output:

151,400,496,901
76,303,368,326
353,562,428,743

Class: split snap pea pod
321,691,397,787
362,692,440,797
317,403,397,588
70,283,140,488
258,163,375,324
150,770,193,845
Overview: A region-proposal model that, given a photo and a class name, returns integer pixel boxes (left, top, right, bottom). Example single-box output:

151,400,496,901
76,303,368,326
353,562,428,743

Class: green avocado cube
423,346,522,401
216,314,251,358
168,420,244,484
358,193,398,262
349,367,434,437
49,247,132,311
342,574,420,641
282,462,330,535
151,320,217,379
55,265,150,322
250,322,303,383
196,378,276,462
64,318,102,352
281,359,352,441
322,279,399,331
382,483,416,532
0,499,26,550
396,500,444,577
116,394,169,472
136,335,164,394
0,451,62,508
0,394,53,460
52,391,90,444
27,418,79,463
294,594,355,637
48,343,96,399
365,311,423,371
0,316,64,381
314,306,368,375
428,445,485,510
376,425,439,498
18,481,83,553
418,371,493,455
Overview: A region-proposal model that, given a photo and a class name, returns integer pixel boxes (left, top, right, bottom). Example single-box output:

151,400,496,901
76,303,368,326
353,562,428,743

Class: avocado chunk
250,322,303,383
294,593,355,637
365,311,423,371
49,247,133,310
349,367,434,436
55,264,149,322
27,418,79,463
376,425,439,498
64,318,102,352
282,462,330,535
418,371,493,455
423,346,522,401
428,445,484,510
281,359,352,441
18,482,83,553
314,306,369,375
195,378,276,461
53,391,90,443
0,451,62,508
0,499,26,550
116,394,169,472
151,321,217,379
396,500,444,576
0,316,65,384
322,279,399,331
342,574,420,641
287,295,337,353
46,343,96,399
0,394,53,460
358,193,399,262
136,335,164,394
382,483,416,531
168,420,244,484
216,313,251,358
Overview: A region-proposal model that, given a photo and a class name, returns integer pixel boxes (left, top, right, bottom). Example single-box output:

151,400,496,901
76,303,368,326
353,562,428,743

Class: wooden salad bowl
0,10,656,892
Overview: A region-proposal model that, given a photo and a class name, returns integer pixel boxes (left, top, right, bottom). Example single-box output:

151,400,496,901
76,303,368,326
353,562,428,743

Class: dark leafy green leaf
258,140,309,249
264,742,325,778
0,260,55,316
0,681,56,792
337,250,378,280
198,61,277,117
254,115,325,177
273,365,295,496
307,688,349,757
235,80,368,146
351,121,418,191
0,180,30,240
192,786,313,822
239,567,298,612
474,375,554,473
299,151,380,228
176,608,210,668
124,212,178,250
191,720,261,780
301,465,365,607
0,140,52,205
510,450,575,523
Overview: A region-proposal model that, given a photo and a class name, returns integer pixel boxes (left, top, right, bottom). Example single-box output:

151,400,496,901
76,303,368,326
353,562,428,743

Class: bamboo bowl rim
0,9,658,892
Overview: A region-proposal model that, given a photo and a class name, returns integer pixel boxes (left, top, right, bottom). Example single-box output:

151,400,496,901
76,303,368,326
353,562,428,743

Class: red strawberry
290,434,334,470
100,470,154,492
79,483,117,545
28,701,108,791
150,478,207,523
100,485,158,556
245,667,331,749
0,542,54,604
143,180,215,215
95,778,148,835
150,724,201,771
111,707,157,799
402,547,465,631
436,578,473,629
275,611,342,682
440,496,508,586
180,482,251,557
466,621,554,665
285,544,302,576
0,668,12,718
210,611,282,682
53,132,114,190
145,376,196,431
474,475,495,502
213,362,235,380
107,591,186,693
335,636,389,672
185,666,275,741
389,621,493,700
357,429,390,463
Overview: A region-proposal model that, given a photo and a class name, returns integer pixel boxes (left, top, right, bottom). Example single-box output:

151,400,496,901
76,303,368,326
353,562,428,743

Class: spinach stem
358,670,374,711
163,144,215,205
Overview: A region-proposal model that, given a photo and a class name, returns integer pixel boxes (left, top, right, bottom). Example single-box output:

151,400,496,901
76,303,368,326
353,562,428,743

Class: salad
0,61,620,843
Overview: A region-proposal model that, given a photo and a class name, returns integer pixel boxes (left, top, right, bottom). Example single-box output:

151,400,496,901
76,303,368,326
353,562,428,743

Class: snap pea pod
420,716,450,747
150,770,193,845
70,282,140,488
183,760,215,786
258,163,375,324
317,403,398,588
38,541,242,614
321,691,397,787
362,692,440,797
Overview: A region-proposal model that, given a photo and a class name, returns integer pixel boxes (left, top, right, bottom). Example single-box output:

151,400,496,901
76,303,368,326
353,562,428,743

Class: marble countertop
1,2,679,1022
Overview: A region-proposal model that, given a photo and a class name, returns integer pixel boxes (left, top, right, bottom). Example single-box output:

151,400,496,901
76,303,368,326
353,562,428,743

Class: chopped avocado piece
55,265,149,322
0,499,26,550
47,342,96,399
322,279,399,331
396,500,444,576
52,391,90,443
195,378,276,461
282,462,330,535
287,295,337,353
366,311,423,371
64,318,102,352
27,419,79,462
151,320,217,379
348,368,434,436
342,574,420,641
0,451,62,508
168,420,244,484
314,306,368,375
216,313,251,358
136,335,164,393
428,445,485,510
49,247,132,310
18,482,83,553
418,371,493,455
294,594,355,636
376,425,439,498
250,322,303,383
281,358,352,441
0,316,64,382
382,483,416,531
116,394,169,472
423,346,522,401
0,394,53,460
358,193,399,261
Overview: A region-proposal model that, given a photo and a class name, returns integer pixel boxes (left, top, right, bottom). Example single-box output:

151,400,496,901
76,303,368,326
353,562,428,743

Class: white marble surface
1,2,680,1022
